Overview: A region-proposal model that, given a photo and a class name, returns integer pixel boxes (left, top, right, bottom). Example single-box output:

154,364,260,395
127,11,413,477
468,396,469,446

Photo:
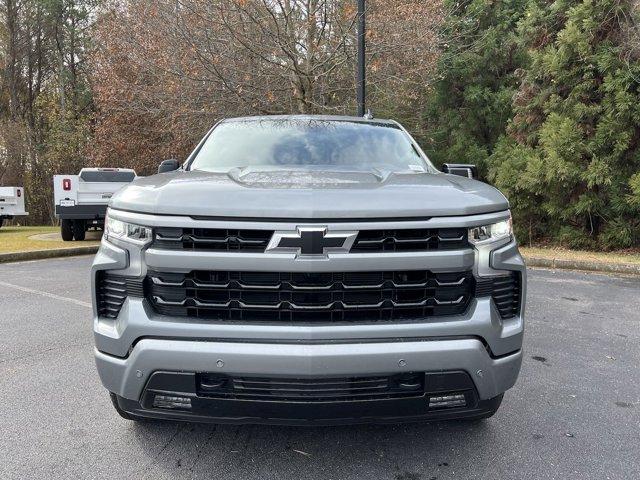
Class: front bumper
110,368,507,425
96,337,521,402
102,339,517,424
92,210,526,423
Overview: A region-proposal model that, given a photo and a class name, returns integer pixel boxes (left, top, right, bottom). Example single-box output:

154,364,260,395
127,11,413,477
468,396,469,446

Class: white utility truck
0,187,29,228
54,168,136,241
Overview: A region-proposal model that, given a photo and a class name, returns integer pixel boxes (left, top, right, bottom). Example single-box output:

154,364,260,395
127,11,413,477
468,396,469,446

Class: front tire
72,220,86,241
60,220,73,241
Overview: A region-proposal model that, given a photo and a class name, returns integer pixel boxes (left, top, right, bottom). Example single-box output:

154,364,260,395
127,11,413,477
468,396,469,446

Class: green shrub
480,0,640,248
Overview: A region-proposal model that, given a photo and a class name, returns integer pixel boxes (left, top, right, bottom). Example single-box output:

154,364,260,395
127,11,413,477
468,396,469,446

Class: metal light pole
356,0,366,117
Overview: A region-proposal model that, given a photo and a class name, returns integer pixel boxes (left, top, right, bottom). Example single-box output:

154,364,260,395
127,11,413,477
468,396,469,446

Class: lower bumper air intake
111,370,503,425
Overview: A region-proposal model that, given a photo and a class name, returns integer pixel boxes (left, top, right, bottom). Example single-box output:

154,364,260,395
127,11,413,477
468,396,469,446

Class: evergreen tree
422,0,529,174
489,0,640,248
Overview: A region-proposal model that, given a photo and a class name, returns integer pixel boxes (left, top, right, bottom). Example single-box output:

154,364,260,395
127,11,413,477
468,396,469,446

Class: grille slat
232,378,385,387
351,228,468,252
233,384,389,393
147,270,474,323
474,272,521,319
153,227,273,252
96,272,145,319
197,373,425,402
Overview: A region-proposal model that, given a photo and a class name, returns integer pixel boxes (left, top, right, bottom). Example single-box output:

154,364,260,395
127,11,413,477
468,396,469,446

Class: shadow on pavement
128,418,499,479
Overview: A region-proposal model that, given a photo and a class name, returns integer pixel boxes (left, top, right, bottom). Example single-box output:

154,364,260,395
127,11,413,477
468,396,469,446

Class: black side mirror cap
441,163,478,179
158,159,180,174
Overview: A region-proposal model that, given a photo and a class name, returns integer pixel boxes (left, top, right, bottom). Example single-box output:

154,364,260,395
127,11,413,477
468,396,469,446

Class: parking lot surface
0,256,638,479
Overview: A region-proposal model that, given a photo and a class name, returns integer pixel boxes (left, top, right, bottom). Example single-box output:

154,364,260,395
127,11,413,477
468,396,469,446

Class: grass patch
521,247,640,266
0,226,100,254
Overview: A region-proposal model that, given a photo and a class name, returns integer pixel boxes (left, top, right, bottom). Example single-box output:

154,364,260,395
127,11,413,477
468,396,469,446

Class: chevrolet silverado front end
92,115,525,425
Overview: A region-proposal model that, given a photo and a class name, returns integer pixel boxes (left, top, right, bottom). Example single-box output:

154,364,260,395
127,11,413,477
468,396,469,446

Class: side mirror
441,163,478,179
158,159,180,174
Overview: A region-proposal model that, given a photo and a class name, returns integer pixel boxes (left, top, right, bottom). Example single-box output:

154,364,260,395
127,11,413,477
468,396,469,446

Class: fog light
153,395,192,410
429,393,466,409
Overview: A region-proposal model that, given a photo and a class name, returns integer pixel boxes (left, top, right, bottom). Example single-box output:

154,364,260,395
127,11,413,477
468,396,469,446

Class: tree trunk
5,0,20,120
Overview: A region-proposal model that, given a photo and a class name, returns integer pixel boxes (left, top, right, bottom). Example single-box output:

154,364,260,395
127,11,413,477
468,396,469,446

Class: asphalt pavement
0,256,638,479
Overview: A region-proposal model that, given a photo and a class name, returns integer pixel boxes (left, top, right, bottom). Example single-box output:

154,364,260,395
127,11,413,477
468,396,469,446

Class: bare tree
0,0,97,222
91,0,443,171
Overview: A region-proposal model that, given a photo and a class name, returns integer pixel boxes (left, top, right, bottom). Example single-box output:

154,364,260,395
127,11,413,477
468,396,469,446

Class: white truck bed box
54,168,136,221
0,187,29,223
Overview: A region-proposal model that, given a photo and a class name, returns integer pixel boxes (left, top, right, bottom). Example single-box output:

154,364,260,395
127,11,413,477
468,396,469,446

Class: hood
110,168,509,219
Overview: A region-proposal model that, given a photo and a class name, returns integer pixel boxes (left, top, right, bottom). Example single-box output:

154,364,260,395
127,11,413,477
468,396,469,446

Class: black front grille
152,227,469,253
147,269,474,322
196,373,426,402
351,228,468,252
153,227,273,252
475,272,521,319
96,272,145,319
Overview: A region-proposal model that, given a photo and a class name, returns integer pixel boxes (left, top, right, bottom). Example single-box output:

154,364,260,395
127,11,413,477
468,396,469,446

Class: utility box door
54,175,79,207
0,187,28,216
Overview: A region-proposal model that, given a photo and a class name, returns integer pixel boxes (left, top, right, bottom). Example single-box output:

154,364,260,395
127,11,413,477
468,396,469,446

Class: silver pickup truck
92,115,525,425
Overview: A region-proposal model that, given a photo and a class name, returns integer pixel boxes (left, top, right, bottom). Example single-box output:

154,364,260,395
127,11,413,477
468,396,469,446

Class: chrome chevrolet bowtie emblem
267,227,357,257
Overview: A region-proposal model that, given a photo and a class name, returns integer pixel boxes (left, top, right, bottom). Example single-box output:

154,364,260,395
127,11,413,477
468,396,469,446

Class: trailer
54,168,136,241
0,187,29,228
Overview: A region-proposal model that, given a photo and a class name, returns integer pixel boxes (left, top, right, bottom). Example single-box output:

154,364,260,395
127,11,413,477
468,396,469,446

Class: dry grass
520,247,640,266
0,226,100,254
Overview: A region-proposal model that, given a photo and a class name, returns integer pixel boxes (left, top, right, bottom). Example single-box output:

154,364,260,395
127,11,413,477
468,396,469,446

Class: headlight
105,212,152,245
468,217,512,245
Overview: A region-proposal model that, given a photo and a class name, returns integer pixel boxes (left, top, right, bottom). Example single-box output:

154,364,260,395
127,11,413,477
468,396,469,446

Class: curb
0,245,99,264
523,255,640,276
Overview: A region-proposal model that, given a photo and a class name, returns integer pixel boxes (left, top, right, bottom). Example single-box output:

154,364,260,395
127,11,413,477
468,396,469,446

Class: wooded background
1,0,640,249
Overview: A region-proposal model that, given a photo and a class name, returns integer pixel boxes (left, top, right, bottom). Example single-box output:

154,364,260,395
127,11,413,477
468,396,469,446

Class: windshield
188,118,431,172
